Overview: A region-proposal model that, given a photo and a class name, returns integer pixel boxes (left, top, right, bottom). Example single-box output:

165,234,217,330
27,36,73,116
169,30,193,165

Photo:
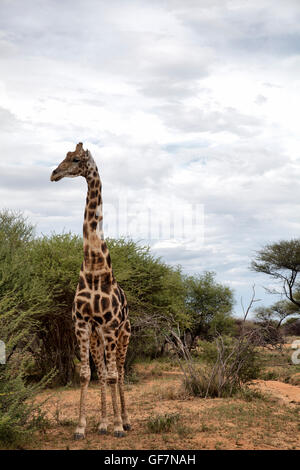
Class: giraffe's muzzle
50,169,63,182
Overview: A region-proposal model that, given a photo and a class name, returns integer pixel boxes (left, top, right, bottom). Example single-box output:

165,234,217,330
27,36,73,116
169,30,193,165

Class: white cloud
1,0,300,314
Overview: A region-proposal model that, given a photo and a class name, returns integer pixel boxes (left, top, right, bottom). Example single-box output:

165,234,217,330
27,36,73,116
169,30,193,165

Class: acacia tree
251,239,300,313
254,300,292,329
184,271,235,342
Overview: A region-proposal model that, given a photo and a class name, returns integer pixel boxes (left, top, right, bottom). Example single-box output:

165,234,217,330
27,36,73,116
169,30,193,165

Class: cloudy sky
1,0,300,315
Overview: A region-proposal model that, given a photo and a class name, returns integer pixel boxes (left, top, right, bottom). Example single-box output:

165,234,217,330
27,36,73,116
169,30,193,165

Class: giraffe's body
51,143,131,439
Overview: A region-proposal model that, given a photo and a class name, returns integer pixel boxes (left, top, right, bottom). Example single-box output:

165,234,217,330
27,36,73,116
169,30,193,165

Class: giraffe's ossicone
51,142,131,439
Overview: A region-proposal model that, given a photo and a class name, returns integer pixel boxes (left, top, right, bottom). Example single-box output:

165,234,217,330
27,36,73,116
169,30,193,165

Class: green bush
0,211,57,447
196,336,261,383
184,272,235,342
0,367,54,448
0,230,82,385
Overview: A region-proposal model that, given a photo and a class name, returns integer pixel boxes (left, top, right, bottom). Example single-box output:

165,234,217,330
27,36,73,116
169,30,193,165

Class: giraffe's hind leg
104,330,124,437
74,323,91,440
116,329,131,431
90,332,108,435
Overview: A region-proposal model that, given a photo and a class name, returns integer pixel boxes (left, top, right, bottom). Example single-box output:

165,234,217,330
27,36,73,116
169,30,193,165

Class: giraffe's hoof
123,424,131,431
114,430,125,438
73,432,85,440
98,428,108,435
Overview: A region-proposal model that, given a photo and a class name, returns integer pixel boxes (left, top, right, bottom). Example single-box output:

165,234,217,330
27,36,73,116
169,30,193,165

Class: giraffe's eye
73,158,80,163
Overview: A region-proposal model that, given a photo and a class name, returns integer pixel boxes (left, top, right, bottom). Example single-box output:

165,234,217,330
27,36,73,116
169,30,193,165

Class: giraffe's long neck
82,164,112,274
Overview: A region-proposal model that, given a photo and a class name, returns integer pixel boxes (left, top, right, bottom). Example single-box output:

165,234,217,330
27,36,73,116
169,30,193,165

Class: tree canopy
184,271,235,339
251,239,300,312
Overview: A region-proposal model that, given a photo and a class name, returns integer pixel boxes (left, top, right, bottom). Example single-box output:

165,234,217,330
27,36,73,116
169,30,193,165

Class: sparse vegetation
13,359,299,450
146,412,180,434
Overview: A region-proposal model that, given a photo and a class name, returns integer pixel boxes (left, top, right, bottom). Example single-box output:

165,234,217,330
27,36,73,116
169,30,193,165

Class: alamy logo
0,340,5,364
291,340,300,365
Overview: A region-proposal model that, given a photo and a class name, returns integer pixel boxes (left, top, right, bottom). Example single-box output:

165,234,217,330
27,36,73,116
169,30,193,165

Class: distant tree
251,239,300,313
254,300,292,329
184,271,235,342
282,317,300,336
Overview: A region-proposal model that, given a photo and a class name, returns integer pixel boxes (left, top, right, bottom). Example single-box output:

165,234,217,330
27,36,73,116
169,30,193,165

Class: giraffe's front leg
74,324,91,440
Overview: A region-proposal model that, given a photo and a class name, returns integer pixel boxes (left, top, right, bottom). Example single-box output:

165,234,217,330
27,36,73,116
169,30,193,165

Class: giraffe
50,142,131,439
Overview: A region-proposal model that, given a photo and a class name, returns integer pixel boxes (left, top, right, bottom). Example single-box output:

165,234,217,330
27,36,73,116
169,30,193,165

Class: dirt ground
251,379,300,405
29,364,300,451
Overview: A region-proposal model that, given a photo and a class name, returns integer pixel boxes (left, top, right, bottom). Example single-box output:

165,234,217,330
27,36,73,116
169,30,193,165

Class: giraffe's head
51,142,95,182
